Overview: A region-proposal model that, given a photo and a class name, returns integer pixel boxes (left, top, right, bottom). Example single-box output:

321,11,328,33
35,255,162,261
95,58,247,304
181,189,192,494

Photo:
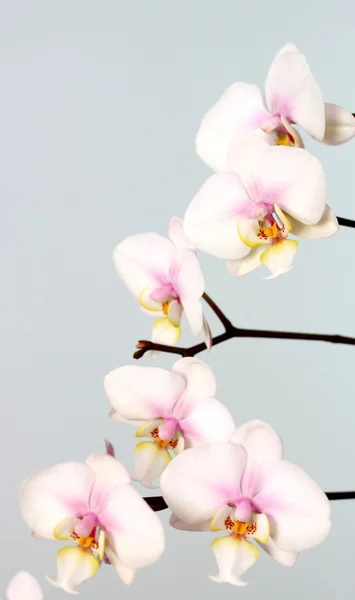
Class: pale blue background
1,1,354,598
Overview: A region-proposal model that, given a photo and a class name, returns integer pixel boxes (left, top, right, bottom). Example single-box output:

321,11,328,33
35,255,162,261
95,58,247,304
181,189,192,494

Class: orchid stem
337,216,355,228
133,216,355,360
144,490,355,512
134,328,355,360
202,292,233,330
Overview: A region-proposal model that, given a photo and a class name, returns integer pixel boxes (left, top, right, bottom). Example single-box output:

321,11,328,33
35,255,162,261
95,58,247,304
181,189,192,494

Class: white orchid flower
104,357,236,488
18,454,164,593
4,572,42,600
184,136,338,278
196,43,355,172
113,217,211,347
161,420,331,587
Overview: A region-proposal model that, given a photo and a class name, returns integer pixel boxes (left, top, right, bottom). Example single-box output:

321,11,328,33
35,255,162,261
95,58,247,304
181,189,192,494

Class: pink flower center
70,513,101,552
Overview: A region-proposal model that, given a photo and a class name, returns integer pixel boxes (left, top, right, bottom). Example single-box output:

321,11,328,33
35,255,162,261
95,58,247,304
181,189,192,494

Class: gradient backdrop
1,1,354,598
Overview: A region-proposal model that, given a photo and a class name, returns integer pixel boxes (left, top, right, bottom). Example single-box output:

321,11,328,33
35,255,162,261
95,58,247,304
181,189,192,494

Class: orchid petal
196,83,270,171
287,205,339,239
254,460,331,552
227,134,271,197
104,365,186,422
279,115,304,147
180,398,236,447
265,47,325,140
99,482,165,569
182,296,204,336
261,239,298,279
158,419,179,441
274,204,292,235
135,419,162,438
323,103,355,145
149,284,175,303
47,546,99,595
160,443,247,525
105,439,115,457
132,441,172,488
202,316,212,350
173,432,185,454
168,216,194,251
274,43,300,56
183,173,252,260
167,299,183,327
226,246,264,276
237,219,270,248
260,146,326,224
152,317,181,344
170,513,210,531
6,572,43,600
210,536,259,587
85,454,131,513
108,409,144,427
258,537,298,567
18,462,93,539
139,288,162,312
171,358,217,418
174,250,205,335
230,420,283,498
251,513,270,543
210,505,233,532
54,516,80,540
114,233,173,298
104,543,136,586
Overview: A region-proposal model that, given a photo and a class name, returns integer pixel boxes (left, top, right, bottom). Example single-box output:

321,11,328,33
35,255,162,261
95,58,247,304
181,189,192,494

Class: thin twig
144,490,355,512
134,216,355,360
337,216,355,229
202,292,233,330
134,328,355,360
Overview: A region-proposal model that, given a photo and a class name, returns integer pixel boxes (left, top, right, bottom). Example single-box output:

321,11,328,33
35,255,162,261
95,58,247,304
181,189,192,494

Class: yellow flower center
224,516,257,538
161,300,170,316
257,220,286,244
71,530,99,552
150,426,178,449
276,132,295,146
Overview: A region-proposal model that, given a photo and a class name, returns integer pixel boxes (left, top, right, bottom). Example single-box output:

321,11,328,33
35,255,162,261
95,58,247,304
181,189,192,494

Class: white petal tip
130,473,159,490
263,266,294,280
46,576,79,595
209,575,248,587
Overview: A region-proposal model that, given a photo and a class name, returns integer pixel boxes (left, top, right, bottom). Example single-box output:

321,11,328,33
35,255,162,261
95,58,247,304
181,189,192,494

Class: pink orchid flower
184,136,338,278
4,572,42,600
18,453,164,593
114,217,211,347
161,420,331,587
104,358,236,488
196,43,355,172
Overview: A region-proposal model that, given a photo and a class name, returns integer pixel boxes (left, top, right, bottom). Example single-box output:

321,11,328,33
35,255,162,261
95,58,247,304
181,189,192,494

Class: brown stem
144,490,355,512
202,292,233,330
134,328,355,360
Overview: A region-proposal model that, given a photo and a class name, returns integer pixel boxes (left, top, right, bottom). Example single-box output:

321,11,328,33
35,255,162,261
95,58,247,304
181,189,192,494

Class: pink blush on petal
253,493,284,516
74,513,100,537
150,283,177,302
63,497,90,517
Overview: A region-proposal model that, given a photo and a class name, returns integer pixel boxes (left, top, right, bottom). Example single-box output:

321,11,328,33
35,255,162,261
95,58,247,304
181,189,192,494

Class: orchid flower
18,453,164,593
4,572,43,600
196,43,355,172
184,136,338,278
114,217,211,347
161,420,331,587
104,357,236,488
